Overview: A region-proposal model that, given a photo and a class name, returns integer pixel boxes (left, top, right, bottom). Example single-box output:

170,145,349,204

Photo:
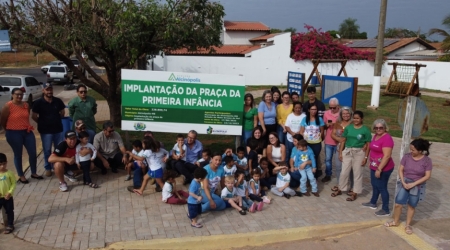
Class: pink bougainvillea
291,25,376,61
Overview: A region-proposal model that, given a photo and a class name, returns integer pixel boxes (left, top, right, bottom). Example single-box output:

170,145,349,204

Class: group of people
0,84,433,235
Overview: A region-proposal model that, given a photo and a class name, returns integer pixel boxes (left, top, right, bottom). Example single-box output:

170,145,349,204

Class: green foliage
338,18,360,39
327,30,339,38
438,54,450,61
428,13,450,52
270,28,283,34
270,27,297,34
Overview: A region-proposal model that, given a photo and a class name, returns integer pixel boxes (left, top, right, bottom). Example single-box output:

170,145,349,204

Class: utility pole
370,0,388,108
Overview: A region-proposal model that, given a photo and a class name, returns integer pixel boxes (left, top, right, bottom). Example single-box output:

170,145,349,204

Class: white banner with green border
121,70,245,135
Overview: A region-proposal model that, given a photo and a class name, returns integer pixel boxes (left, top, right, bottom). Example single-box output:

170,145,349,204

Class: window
25,77,40,86
49,67,65,73
0,77,21,86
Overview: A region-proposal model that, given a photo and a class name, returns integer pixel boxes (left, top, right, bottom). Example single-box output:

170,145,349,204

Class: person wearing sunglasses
68,84,97,142
322,98,340,183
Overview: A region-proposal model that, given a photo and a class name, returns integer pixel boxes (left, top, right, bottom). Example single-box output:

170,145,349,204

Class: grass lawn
0,51,55,67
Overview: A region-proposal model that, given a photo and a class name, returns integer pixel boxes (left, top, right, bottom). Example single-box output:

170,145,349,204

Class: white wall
224,31,267,45
151,34,450,92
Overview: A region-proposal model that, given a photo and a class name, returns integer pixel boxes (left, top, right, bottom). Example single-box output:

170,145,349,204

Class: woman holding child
266,132,286,178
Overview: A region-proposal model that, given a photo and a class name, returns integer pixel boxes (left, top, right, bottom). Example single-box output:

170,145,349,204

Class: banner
0,30,11,52
121,70,245,135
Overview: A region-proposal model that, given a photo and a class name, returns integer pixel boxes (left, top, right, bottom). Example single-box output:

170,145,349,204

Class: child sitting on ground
188,168,207,228
258,157,272,190
235,146,248,174
221,148,238,167
223,156,237,176
247,139,259,174
221,175,246,215
0,153,16,234
248,168,266,212
171,134,186,169
125,140,146,181
270,162,297,199
133,137,168,195
234,170,254,212
162,170,189,204
295,139,319,197
75,131,98,188
195,148,211,168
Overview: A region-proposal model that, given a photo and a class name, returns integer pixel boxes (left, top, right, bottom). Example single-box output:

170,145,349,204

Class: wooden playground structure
384,62,426,97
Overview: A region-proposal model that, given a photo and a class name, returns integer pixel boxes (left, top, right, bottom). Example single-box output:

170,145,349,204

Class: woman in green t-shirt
332,110,371,201
242,93,258,145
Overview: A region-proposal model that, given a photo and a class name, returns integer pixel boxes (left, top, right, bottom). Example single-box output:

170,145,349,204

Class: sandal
384,221,398,228
191,223,203,228
331,190,342,197
331,186,339,192
346,193,357,201
88,183,99,188
405,225,413,235
133,189,142,196
3,226,14,234
347,190,355,196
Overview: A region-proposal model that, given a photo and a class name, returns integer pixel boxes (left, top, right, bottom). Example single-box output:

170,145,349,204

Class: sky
216,0,449,41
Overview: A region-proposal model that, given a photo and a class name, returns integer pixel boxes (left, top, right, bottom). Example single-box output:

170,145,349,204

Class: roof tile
166,45,262,55
224,21,270,31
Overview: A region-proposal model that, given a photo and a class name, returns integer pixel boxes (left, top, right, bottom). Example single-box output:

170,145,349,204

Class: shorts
395,186,420,207
147,168,163,178
188,203,202,219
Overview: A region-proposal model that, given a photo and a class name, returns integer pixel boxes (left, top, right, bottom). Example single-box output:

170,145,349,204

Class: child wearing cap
0,153,16,234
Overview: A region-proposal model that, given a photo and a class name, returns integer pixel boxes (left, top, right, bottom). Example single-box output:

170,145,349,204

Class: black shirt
302,99,326,117
53,140,79,158
248,150,259,171
32,97,66,134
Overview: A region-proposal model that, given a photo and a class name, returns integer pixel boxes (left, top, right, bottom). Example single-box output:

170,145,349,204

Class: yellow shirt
0,170,16,198
276,104,293,126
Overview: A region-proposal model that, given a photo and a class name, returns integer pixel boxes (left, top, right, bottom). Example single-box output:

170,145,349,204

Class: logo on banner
168,73,201,83
206,126,227,135
133,122,146,131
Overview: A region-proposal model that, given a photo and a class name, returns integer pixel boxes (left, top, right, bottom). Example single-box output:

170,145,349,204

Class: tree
384,27,427,40
0,0,225,127
428,13,450,52
270,28,283,34
339,18,360,39
270,27,297,34
326,30,340,38
291,25,375,61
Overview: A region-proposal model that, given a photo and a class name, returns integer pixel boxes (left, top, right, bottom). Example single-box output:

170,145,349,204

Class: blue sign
287,71,304,96
322,75,358,110
0,30,11,52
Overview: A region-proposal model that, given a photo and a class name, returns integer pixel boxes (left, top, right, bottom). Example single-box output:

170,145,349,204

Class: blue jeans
325,144,337,177
285,140,294,164
241,196,253,209
300,168,318,193
395,184,420,208
277,125,286,145
41,132,63,170
289,169,301,188
86,129,95,144
133,164,144,188
308,142,322,178
200,190,226,212
370,168,393,212
242,130,253,146
5,130,37,176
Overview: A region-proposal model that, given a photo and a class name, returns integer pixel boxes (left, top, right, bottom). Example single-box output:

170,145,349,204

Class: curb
95,220,384,250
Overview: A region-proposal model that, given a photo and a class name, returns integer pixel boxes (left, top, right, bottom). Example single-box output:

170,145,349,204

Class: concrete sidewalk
0,87,449,250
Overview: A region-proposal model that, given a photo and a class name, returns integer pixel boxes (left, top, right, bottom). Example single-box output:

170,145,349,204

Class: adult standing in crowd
330,106,353,193
258,90,277,141
284,101,305,163
68,84,97,143
290,92,300,103
246,126,266,159
266,132,286,179
362,119,395,216
174,130,203,185
322,97,340,183
332,111,371,202
31,83,66,177
242,93,258,145
299,103,324,178
385,139,433,235
272,88,282,106
276,91,293,145
302,86,325,117
93,121,127,174
1,88,40,183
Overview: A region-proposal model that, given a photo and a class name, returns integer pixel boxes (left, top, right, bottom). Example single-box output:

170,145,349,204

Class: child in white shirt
76,131,98,188
162,170,188,204
125,140,146,181
221,176,246,215
223,156,237,176
270,162,296,199
236,146,248,174
234,171,253,211
195,149,211,168
171,134,187,167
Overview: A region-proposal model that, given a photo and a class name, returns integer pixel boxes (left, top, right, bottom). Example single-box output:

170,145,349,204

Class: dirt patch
0,51,55,67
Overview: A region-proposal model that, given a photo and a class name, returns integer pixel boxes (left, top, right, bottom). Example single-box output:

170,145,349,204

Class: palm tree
428,14,450,52
339,18,360,39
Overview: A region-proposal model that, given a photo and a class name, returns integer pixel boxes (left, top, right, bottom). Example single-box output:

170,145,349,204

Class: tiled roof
383,37,435,53
345,38,436,54
249,33,279,42
429,42,443,50
224,21,270,31
165,45,262,55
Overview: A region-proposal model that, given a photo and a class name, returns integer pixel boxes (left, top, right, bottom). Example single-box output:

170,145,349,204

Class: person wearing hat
32,82,66,177
68,84,97,138
74,119,94,143
48,130,93,192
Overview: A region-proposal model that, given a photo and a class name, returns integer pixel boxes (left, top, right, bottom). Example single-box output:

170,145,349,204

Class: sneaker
375,210,390,217
249,203,257,213
125,175,132,181
262,196,271,204
59,182,68,192
239,210,247,215
362,202,378,209
44,170,52,177
126,186,141,193
295,191,303,197
64,173,77,183
321,176,331,183
284,194,291,199
257,202,264,211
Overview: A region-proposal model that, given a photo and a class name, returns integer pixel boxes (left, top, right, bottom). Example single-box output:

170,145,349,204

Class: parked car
0,85,11,109
0,75,42,106
41,60,66,74
47,66,73,84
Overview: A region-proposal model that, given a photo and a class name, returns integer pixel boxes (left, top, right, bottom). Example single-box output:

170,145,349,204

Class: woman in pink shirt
361,119,394,216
